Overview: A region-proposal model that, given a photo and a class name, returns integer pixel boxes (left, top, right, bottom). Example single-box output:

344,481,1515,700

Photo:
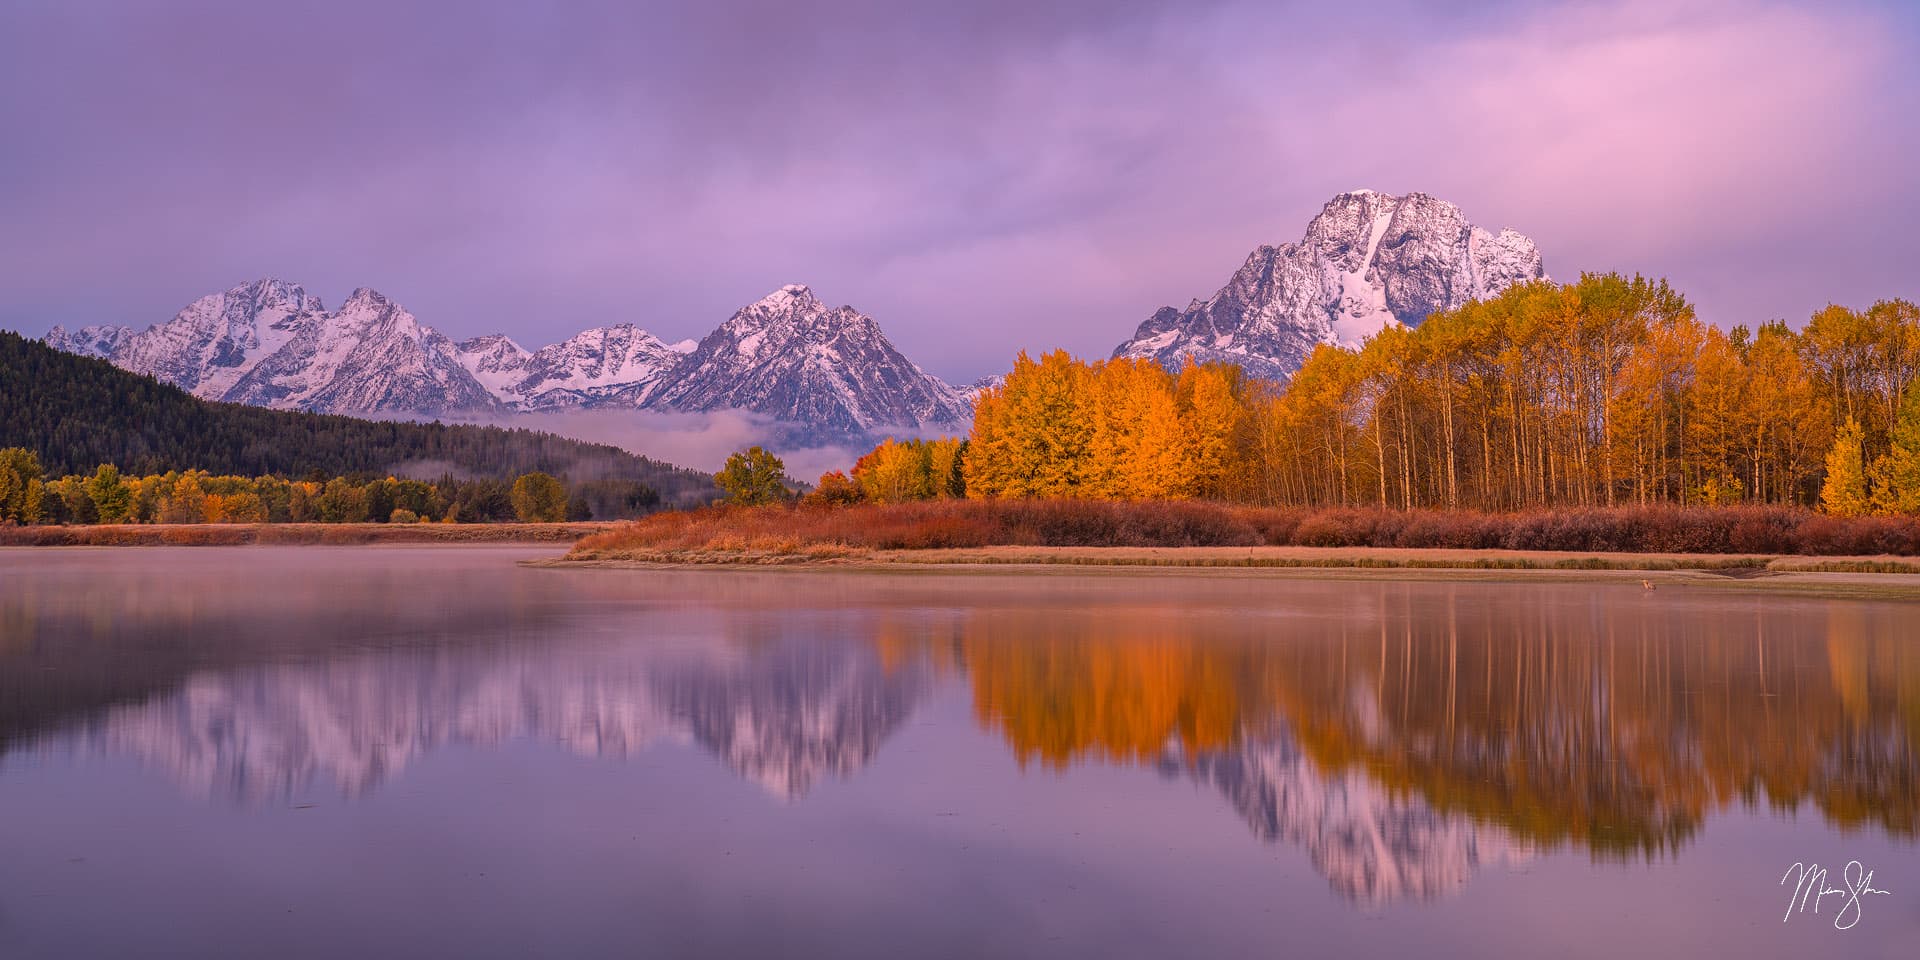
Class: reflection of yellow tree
0,601,31,656
963,609,1251,768
934,588,1919,854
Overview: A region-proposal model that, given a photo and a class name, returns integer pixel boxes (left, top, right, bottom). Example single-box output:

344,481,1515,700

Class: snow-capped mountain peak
1112,191,1547,380
227,286,501,413
651,285,971,436
760,283,817,306
98,278,330,399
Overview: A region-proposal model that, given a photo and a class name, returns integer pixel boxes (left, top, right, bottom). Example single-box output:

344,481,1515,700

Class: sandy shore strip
540,544,1920,598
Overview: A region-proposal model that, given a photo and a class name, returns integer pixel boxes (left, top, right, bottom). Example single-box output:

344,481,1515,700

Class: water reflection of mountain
655,642,931,797
1169,730,1533,904
5,559,1916,908
35,642,933,803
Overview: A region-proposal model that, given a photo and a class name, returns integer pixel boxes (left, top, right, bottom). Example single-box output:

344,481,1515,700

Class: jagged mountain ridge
652,284,971,436
1113,190,1547,380
456,324,692,411
47,281,970,443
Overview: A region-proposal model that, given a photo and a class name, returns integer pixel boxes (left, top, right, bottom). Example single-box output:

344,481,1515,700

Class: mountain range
0,330,717,505
42,191,1543,442
47,282,974,445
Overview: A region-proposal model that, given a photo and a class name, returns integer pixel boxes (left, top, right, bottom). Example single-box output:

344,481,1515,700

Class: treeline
0,450,651,525
0,330,717,507
1255,276,1918,513
822,275,1917,515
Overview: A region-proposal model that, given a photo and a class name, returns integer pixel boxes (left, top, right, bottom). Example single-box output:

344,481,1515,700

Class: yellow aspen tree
1685,327,1750,504
1870,390,1920,514
926,437,966,498
1820,419,1871,517
1177,361,1240,500
965,374,1015,497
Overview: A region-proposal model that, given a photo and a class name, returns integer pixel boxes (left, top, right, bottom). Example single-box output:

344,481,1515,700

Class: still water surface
1,547,1916,958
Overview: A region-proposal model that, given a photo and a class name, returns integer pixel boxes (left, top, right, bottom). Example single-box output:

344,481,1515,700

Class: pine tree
1820,419,1870,517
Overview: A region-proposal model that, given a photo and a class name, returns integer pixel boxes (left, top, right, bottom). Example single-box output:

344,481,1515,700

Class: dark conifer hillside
0,330,717,507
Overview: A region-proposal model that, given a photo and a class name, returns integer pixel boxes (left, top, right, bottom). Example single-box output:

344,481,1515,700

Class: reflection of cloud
40,639,933,804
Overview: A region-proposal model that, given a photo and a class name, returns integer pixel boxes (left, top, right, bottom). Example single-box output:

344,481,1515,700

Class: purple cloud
1,0,1914,381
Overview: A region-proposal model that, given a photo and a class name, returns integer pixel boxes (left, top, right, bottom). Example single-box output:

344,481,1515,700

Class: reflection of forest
937,589,1920,856
6,567,1915,904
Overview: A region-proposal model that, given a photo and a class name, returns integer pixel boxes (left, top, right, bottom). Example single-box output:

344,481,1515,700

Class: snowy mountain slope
648,284,973,437
40,279,501,415
226,288,503,413
451,333,532,397
43,280,968,440
42,323,131,359
50,279,328,400
1113,191,1547,380
458,324,693,410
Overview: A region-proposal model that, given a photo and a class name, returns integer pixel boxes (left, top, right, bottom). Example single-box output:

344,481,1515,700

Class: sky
2,0,1916,383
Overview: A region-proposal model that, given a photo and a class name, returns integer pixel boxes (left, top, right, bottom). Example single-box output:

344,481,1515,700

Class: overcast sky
3,0,1915,382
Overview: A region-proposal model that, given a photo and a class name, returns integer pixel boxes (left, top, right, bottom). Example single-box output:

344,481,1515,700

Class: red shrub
566,500,1920,558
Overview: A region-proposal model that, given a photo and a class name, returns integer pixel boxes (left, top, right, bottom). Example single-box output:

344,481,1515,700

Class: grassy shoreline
557,500,1920,578
0,522,616,546
544,542,1920,573
536,544,1920,601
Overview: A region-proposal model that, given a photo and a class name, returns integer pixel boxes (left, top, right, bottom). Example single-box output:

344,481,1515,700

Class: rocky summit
650,284,972,439
1112,191,1546,380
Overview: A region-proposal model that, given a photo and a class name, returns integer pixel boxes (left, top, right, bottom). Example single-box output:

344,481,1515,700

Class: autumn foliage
823,275,1918,519
897,594,1920,851
0,452,634,526
570,499,1920,557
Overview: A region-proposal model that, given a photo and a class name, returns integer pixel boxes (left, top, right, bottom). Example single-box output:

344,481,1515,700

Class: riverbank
541,543,1920,599
0,522,617,546
552,542,1917,572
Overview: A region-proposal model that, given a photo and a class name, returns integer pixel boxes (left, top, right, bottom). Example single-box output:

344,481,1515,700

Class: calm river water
1,547,1915,958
